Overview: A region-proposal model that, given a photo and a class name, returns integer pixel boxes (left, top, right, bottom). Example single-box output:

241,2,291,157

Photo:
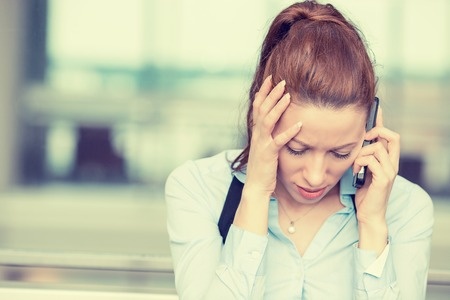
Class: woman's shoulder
165,149,243,201
387,175,434,240
389,175,433,209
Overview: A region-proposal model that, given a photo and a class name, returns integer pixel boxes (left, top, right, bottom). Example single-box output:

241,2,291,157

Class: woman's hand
245,75,302,199
234,76,301,235
352,107,400,253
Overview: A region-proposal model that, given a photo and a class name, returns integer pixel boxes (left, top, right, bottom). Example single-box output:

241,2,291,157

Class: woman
165,1,433,299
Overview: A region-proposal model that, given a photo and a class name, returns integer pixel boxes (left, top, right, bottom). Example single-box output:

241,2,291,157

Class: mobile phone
352,97,380,188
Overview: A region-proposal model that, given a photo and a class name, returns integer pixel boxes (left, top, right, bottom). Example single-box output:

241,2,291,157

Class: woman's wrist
233,185,271,236
357,219,388,256
241,183,273,201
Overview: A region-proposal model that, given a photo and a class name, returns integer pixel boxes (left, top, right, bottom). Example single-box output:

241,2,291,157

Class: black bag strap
218,176,244,244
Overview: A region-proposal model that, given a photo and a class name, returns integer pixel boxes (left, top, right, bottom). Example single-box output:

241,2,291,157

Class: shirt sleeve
216,225,268,299
353,242,399,299
353,182,434,300
165,162,268,300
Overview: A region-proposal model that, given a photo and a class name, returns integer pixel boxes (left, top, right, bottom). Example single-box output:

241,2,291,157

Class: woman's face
274,103,367,204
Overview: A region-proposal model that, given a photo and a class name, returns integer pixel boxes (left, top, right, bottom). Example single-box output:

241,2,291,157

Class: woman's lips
297,186,326,200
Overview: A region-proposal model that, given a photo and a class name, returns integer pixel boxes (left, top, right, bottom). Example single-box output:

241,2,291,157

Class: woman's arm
391,184,434,299
234,76,301,236
353,182,433,299
166,164,268,300
351,109,433,300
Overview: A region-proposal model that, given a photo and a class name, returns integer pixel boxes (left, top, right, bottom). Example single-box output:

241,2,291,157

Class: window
0,0,448,296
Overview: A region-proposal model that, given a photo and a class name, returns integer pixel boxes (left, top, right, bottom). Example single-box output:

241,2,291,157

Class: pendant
287,221,296,234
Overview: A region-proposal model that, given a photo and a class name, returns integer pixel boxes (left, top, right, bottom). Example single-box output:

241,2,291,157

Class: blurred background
0,0,449,299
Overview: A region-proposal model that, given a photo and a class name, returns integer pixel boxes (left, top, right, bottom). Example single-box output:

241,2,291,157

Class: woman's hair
232,0,376,171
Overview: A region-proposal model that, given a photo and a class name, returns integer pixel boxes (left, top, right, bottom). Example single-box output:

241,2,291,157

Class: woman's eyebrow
291,138,358,150
330,142,359,151
290,139,311,148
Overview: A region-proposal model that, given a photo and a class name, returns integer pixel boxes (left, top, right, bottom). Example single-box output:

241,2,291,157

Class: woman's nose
303,156,326,188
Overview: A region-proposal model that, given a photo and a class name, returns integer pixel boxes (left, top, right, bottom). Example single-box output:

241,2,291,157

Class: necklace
277,200,319,234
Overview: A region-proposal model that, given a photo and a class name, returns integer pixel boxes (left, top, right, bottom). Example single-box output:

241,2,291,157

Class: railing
0,249,176,294
0,249,449,296
428,269,450,286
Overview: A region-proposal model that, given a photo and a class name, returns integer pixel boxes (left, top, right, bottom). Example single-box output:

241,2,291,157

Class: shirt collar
232,168,246,184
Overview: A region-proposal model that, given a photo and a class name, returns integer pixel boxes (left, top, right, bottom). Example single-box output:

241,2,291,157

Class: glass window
0,0,448,295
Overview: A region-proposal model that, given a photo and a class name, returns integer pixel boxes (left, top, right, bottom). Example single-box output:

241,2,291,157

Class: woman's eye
332,152,351,160
286,146,306,156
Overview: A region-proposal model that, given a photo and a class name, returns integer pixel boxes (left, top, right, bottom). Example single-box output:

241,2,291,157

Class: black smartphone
352,97,380,188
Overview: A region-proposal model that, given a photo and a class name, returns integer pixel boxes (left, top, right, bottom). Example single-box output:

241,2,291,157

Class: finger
365,127,399,152
371,106,385,149
261,93,291,132
354,141,398,180
365,127,400,170
253,75,273,109
353,155,390,188
259,80,286,116
374,141,399,175
273,121,302,149
375,106,384,127
359,142,398,176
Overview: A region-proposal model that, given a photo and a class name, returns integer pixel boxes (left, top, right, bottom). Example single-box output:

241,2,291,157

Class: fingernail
297,121,302,128
281,80,286,86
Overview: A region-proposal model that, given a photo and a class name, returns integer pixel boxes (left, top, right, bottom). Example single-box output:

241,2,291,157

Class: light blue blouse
165,150,433,299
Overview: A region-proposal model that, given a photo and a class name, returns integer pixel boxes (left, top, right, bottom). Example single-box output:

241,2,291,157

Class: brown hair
232,0,376,171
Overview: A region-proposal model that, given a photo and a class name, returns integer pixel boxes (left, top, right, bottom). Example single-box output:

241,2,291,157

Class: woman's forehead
281,103,366,145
